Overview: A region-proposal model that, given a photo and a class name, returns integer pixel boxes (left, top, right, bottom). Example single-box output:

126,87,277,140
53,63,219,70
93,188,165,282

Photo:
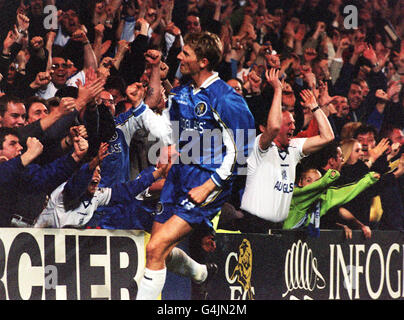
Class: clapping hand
17,13,30,32
76,69,106,110
265,68,282,90
59,97,78,115
375,89,389,102
300,89,318,110
368,138,390,163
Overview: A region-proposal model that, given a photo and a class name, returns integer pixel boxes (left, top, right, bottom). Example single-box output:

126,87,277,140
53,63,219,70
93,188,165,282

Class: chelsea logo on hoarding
225,238,255,300
194,102,208,117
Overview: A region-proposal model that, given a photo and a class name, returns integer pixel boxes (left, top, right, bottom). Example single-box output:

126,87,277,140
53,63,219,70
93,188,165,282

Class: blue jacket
93,166,160,231
62,164,157,230
0,153,80,226
64,162,156,206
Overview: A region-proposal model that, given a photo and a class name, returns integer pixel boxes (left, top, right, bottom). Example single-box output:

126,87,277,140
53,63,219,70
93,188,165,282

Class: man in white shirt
239,70,335,233
34,143,169,228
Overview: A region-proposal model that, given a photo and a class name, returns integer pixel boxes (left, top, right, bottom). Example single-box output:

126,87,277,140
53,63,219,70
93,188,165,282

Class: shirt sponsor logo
179,118,206,134
274,181,294,193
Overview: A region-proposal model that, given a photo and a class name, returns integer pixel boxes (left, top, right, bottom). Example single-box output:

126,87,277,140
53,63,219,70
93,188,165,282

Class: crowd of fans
0,0,403,239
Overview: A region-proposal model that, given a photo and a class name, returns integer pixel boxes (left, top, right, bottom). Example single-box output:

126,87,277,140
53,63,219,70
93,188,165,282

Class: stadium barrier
0,228,146,300
1,227,404,300
206,229,404,300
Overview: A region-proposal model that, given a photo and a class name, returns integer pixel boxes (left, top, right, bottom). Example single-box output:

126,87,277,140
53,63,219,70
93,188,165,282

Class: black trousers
236,210,284,234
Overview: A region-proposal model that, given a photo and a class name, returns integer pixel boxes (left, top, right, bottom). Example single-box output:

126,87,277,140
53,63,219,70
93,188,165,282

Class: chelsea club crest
194,101,208,117
154,201,164,216
282,169,288,180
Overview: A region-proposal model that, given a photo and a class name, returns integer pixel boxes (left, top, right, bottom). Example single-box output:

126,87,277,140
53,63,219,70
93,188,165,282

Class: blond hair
298,168,322,187
340,138,358,166
183,32,223,71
